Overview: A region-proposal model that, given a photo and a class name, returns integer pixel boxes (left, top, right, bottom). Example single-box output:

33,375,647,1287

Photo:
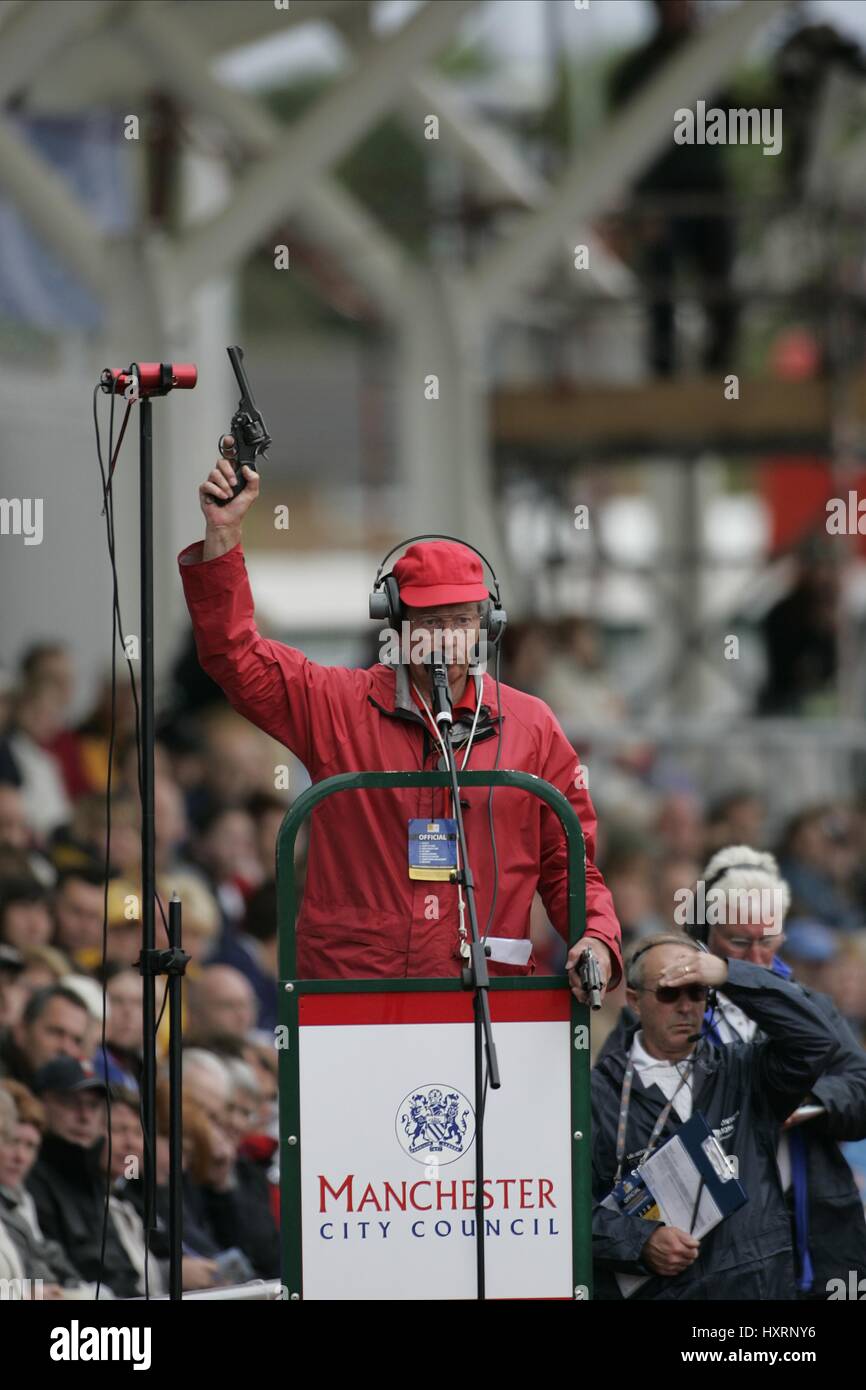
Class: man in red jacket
178,449,621,1001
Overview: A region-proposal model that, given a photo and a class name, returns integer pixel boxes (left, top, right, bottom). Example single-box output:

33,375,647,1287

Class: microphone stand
134,391,190,1300
100,363,195,1299
166,895,188,1300
430,658,501,1301
139,392,158,1267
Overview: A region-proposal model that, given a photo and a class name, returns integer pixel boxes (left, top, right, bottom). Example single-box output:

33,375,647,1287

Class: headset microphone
688,986,719,1043
429,656,453,727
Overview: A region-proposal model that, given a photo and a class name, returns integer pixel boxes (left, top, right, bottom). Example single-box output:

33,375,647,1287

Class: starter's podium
276,770,593,1300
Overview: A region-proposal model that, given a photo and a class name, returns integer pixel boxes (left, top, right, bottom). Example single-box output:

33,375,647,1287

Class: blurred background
3,0,866,1095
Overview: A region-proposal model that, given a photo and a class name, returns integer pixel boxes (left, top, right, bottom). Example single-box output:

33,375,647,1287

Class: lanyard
614,1049,698,1184
410,675,483,961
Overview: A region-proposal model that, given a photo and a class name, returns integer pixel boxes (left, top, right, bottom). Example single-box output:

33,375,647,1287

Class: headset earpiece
369,589,389,622
369,573,403,628
383,574,402,631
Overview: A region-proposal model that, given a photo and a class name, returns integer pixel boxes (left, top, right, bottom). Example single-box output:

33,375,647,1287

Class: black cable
480,1055,490,1129
92,384,119,1299
478,637,505,1120
481,638,504,943
450,634,503,1107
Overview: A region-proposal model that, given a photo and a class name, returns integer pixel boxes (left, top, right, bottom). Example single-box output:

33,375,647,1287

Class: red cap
394,541,489,608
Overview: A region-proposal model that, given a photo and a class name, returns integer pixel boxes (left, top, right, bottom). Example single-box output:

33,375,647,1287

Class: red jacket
179,543,622,984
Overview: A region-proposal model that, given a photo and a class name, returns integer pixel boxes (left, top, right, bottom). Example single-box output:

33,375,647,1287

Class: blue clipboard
609,1110,748,1227
604,1110,748,1296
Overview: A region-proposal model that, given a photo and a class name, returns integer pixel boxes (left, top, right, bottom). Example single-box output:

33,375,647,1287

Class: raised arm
178,440,369,773
665,956,842,1124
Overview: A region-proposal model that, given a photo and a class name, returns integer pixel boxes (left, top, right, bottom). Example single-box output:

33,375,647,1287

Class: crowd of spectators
502,617,866,1042
527,782,866,1061
0,640,292,1297
1,628,865,1297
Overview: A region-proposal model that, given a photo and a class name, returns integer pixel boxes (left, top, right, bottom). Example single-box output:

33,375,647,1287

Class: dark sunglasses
637,984,709,1005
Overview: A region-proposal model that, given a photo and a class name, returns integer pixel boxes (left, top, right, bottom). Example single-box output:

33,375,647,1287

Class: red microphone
101,362,197,397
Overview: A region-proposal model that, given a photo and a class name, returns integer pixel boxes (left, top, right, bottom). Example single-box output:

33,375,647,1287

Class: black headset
369,534,507,648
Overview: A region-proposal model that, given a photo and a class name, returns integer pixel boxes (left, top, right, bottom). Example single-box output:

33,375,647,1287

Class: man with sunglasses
591,933,839,1299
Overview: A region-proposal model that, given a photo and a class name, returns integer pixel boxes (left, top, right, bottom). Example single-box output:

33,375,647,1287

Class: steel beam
125,0,411,319
0,0,111,105
172,0,475,293
0,115,106,295
468,0,792,321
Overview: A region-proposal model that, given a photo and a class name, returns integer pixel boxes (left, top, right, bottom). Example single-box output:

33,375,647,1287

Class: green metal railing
276,769,593,1299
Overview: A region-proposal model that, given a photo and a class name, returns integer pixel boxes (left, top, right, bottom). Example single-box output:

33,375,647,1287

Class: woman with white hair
688,845,792,1042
